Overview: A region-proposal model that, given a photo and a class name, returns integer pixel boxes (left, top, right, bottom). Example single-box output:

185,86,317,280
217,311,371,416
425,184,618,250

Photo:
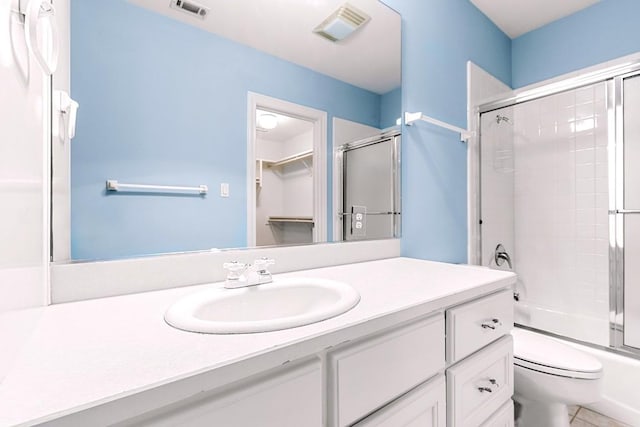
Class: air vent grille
313,3,371,42
170,0,209,19
339,6,368,27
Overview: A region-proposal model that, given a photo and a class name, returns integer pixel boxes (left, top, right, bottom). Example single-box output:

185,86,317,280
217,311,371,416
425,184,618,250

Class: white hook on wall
54,90,79,140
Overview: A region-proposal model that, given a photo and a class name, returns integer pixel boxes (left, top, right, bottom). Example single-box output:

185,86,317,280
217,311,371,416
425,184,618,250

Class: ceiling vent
169,0,209,20
313,3,371,42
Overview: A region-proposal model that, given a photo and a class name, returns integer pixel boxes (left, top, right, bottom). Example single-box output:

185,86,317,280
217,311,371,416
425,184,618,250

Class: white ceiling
128,0,401,94
470,0,600,38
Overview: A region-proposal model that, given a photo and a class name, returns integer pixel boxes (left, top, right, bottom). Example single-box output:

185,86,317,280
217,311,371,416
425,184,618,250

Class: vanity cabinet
118,358,322,427
325,289,514,427
445,289,515,427
42,285,514,427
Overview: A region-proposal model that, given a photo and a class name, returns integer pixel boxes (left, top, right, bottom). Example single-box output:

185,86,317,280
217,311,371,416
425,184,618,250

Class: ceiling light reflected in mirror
257,113,278,130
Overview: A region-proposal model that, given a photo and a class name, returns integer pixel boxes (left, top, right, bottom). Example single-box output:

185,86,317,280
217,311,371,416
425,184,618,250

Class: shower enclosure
335,131,401,242
476,65,640,357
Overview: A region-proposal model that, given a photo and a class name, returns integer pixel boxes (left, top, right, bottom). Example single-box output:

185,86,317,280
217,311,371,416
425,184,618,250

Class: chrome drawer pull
477,386,493,393
481,318,501,329
489,378,499,387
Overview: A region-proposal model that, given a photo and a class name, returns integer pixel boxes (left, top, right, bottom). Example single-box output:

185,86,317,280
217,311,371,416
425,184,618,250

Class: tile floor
569,406,631,427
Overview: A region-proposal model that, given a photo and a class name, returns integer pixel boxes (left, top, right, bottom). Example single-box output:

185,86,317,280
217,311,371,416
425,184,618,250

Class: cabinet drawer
446,289,513,363
328,314,445,427
480,400,514,427
354,375,445,427
446,335,513,427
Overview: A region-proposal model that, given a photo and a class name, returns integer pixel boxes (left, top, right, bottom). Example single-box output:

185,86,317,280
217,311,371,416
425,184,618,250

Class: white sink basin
164,278,360,334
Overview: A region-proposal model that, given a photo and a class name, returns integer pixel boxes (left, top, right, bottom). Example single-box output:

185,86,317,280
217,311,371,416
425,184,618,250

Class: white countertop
0,258,515,426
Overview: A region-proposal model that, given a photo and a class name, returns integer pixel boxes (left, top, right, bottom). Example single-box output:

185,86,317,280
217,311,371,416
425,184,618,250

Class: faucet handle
223,261,248,279
494,244,513,269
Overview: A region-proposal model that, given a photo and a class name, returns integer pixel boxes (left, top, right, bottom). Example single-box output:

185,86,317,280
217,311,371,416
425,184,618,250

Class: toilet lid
512,328,603,379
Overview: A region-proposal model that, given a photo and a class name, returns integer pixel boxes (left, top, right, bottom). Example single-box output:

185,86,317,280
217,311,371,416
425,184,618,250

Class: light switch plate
220,183,229,197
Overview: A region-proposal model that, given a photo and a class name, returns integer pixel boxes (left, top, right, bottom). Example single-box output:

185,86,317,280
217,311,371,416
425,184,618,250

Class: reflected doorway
255,110,314,246
247,93,327,247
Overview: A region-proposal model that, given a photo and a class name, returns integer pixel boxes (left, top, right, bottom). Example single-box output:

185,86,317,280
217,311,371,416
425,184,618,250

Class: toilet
511,328,603,427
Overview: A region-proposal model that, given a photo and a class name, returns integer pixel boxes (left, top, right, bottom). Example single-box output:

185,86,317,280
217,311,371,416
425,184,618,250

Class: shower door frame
611,71,640,355
473,59,640,358
334,130,402,242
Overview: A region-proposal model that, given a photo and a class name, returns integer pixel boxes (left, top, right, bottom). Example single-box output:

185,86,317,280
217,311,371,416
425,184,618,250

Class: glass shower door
480,82,611,347
619,74,640,351
340,134,401,241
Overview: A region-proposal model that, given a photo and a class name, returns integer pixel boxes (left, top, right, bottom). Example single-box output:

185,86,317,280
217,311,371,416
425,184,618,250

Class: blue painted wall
512,0,640,88
380,87,401,129
71,0,384,259
382,0,511,263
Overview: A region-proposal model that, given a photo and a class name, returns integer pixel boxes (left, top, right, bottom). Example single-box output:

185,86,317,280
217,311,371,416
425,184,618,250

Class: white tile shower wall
480,108,515,270
468,62,512,265
512,83,609,346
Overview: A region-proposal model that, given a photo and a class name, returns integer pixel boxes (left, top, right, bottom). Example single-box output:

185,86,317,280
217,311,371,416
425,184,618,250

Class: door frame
246,92,327,247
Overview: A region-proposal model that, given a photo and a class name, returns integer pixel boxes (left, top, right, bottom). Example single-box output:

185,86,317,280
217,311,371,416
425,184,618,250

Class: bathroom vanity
0,258,515,426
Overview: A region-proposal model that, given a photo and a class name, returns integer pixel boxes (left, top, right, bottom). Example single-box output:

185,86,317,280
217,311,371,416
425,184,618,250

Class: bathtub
563,338,640,425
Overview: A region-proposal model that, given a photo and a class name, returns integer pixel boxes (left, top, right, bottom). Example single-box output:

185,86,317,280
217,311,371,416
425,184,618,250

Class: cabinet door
480,400,514,427
354,375,446,427
119,358,322,427
327,314,445,427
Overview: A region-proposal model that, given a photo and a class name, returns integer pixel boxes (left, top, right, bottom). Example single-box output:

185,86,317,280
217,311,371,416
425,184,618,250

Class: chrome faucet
494,244,512,269
223,258,275,289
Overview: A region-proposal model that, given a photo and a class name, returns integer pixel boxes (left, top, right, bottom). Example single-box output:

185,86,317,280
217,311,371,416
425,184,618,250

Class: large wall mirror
53,0,401,261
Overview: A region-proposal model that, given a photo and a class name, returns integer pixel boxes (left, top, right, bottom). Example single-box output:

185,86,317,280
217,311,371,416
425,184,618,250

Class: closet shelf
263,150,313,168
267,216,314,224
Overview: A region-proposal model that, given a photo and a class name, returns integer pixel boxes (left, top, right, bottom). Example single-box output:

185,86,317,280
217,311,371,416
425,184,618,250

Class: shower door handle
338,212,400,216
611,209,640,214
